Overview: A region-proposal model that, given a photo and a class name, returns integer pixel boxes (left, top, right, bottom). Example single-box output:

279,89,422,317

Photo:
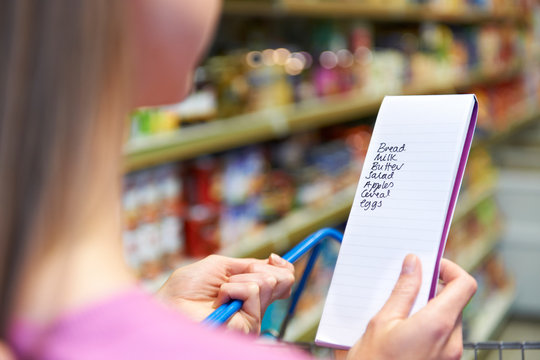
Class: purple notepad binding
429,98,478,299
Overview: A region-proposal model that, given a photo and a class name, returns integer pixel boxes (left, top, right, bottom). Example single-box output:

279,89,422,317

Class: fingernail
401,254,417,275
270,253,286,266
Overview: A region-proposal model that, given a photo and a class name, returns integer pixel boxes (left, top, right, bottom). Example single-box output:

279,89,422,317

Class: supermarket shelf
464,287,516,347
219,175,493,260
457,63,522,90
141,181,502,337
124,92,386,171
454,226,501,273
142,181,495,292
124,66,523,172
223,1,523,23
140,181,353,300
220,184,355,259
480,109,540,147
453,184,496,224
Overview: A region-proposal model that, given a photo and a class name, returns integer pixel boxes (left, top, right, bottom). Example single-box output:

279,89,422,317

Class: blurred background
122,0,540,358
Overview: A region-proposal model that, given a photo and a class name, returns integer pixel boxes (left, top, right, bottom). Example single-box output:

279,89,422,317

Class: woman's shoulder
10,287,309,360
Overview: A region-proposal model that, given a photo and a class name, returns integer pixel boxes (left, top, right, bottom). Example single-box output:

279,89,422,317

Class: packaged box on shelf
183,156,223,258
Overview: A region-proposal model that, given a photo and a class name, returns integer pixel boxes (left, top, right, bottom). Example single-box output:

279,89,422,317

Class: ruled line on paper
378,131,458,135
333,263,402,271
326,284,396,292
336,247,434,255
345,214,442,221
344,224,439,232
369,197,439,202
360,207,440,212
394,188,447,192
335,254,404,261
375,122,462,127
324,294,390,302
399,159,454,163
327,273,396,281
342,236,440,245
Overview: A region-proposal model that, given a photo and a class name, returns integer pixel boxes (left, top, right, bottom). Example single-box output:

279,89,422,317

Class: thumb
377,254,422,321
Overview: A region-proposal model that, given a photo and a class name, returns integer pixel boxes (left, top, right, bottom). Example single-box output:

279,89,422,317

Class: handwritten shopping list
315,95,478,349
360,142,405,211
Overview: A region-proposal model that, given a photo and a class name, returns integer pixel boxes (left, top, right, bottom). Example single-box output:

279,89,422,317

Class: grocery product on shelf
460,147,497,192
447,148,500,268
191,126,370,252
122,124,372,276
445,196,501,269
123,164,185,279
129,108,180,140
472,77,536,137
129,68,217,140
128,14,538,141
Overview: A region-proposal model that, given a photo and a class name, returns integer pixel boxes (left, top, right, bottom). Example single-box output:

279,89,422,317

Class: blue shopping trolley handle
202,227,343,327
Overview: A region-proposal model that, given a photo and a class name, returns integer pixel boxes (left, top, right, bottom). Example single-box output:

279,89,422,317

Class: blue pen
202,227,343,327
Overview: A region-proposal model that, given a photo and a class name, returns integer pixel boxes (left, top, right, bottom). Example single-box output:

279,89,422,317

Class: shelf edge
124,66,526,172
223,1,524,23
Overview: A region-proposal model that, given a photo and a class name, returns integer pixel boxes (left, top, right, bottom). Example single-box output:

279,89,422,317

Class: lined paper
315,95,477,349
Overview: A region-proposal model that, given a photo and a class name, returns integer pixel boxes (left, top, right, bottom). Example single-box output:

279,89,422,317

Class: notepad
315,94,478,349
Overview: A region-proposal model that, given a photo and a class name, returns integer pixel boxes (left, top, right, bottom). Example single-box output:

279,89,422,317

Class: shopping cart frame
463,341,540,359
205,228,540,358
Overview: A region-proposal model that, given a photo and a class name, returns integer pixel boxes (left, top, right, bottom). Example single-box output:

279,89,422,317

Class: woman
0,0,477,359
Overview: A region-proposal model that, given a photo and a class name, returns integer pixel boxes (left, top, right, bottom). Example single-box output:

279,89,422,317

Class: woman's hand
343,255,477,360
156,254,295,334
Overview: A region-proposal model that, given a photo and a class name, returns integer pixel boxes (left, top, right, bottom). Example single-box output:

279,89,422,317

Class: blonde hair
0,0,130,334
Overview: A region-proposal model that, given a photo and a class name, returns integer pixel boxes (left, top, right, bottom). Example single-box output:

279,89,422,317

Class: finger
426,259,477,321
334,349,349,360
436,280,446,296
401,306,462,355
228,273,277,311
217,256,267,276
215,282,261,329
377,254,422,321
246,262,295,300
268,253,294,272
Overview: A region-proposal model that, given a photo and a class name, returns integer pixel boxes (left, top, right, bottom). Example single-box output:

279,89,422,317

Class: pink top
8,288,311,360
